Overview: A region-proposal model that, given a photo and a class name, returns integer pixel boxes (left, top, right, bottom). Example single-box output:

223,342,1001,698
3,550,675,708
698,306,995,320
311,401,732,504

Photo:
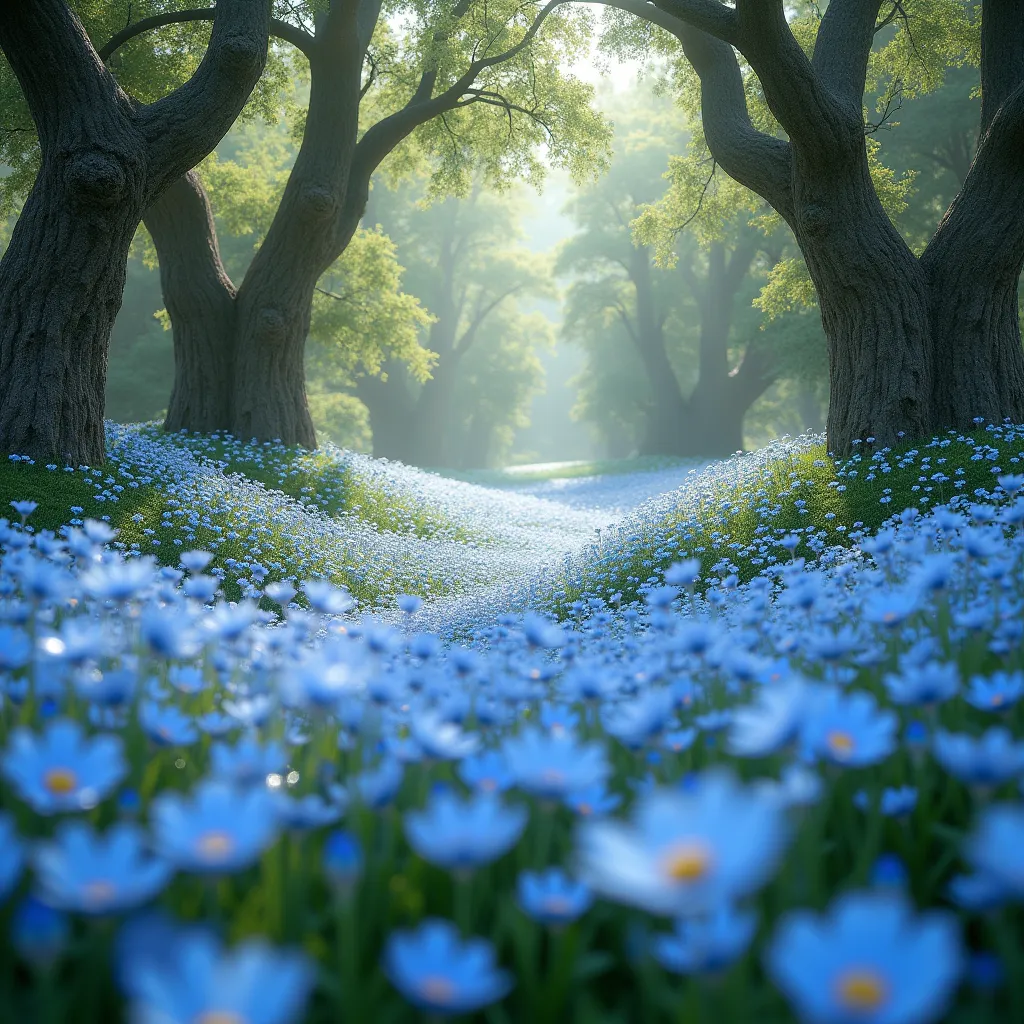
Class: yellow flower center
194,1013,247,1024
83,880,117,908
43,768,78,795
662,841,712,882
196,830,235,862
419,975,456,1005
827,730,855,758
836,968,888,1010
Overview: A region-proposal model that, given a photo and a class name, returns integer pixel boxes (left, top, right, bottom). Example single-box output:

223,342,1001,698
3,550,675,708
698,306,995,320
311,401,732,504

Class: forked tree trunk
0,0,269,464
145,171,237,434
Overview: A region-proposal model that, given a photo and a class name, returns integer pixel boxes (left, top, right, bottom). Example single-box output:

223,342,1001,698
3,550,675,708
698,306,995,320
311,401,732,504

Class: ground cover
0,426,1022,1022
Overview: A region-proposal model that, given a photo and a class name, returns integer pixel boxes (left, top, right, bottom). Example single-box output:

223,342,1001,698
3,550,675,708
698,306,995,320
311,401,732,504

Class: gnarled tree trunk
0,0,269,464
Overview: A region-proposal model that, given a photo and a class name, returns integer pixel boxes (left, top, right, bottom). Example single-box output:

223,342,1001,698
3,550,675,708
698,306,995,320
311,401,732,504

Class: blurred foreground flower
120,922,313,1024
766,891,962,1024
2,719,126,814
577,768,789,916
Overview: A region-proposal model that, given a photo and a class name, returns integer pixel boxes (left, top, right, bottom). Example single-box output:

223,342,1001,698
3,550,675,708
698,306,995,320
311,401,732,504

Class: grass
151,429,479,542
0,428,480,609
552,426,1024,614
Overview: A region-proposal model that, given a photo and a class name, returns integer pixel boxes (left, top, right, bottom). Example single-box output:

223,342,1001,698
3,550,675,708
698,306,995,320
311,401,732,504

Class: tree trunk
0,0,269,464
354,370,416,461
629,246,689,456
144,171,238,434
793,149,934,451
229,9,363,447
0,155,144,464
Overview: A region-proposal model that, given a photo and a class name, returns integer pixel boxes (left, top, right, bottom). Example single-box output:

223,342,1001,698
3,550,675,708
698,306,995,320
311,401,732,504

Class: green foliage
598,0,980,316
0,0,296,218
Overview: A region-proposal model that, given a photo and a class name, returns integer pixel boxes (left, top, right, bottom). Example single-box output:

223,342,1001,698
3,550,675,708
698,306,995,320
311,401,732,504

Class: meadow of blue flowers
0,423,1022,1022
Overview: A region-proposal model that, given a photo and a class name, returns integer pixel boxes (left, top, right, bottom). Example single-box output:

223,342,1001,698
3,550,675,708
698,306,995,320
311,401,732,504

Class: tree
355,183,554,467
105,0,606,447
596,0,1020,454
0,0,270,463
559,89,818,457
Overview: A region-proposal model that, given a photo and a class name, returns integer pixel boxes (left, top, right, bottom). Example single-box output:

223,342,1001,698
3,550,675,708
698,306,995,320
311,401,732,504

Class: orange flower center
419,975,456,1005
826,730,855,758
193,1013,247,1024
43,768,78,795
835,968,888,1010
196,830,235,862
83,880,117,908
662,841,712,882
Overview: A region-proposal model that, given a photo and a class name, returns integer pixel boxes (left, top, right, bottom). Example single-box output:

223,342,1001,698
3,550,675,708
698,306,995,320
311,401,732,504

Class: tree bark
0,0,269,464
144,171,238,434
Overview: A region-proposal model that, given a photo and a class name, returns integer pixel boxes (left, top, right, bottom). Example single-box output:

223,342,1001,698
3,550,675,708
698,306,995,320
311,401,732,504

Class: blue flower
564,782,622,817
0,625,30,671
273,793,345,831
410,711,479,761
854,787,918,818
727,680,806,758
2,719,126,814
210,737,289,786
800,688,897,768
578,769,789,916
503,728,610,800
517,869,592,926
323,830,363,891
140,702,199,747
384,918,512,1015
933,727,1024,786
151,781,278,874
405,790,527,870
354,758,404,809
121,925,313,1024
965,803,1024,900
458,750,515,793
652,905,757,975
12,896,70,969
884,661,959,707
766,891,962,1024
0,813,24,900
965,671,1024,712
33,822,172,914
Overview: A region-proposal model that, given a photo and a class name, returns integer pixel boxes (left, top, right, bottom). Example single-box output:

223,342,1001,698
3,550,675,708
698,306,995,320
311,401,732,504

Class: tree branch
454,284,526,357
139,0,271,195
812,0,885,113
0,1,128,151
99,6,314,61
596,0,795,223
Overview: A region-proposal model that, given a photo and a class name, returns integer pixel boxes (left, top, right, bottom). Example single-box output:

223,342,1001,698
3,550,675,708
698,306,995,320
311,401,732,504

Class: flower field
0,424,1023,1022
